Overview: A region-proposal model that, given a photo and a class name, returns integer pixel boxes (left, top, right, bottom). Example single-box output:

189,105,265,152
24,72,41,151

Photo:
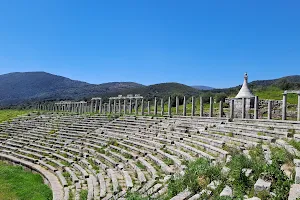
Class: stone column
108,99,111,113
282,93,287,120
254,96,259,119
123,99,127,115
230,99,234,119
113,99,116,114
92,99,99,113
118,99,122,115
141,99,144,115
103,103,106,114
90,99,94,113
135,98,138,115
242,98,246,119
183,96,186,116
147,101,150,115
154,97,157,115
99,99,102,114
200,97,204,117
168,97,171,116
79,103,82,114
191,96,195,116
298,93,300,121
209,97,213,117
268,100,272,120
176,96,179,115
219,101,223,118
161,99,164,116
129,99,132,114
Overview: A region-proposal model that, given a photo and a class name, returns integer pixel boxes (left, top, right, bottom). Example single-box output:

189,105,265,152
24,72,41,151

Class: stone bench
146,154,174,175
183,138,228,159
170,190,193,200
65,167,79,183
166,146,195,161
138,157,158,179
174,142,215,161
107,169,119,194
97,172,107,198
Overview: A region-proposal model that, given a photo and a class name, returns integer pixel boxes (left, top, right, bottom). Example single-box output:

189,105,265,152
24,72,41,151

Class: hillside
208,75,300,104
192,85,214,90
0,72,143,106
101,82,202,103
1,72,300,107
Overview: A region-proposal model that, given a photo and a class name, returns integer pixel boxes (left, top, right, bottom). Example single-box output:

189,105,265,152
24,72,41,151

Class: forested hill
1,72,300,107
0,72,143,106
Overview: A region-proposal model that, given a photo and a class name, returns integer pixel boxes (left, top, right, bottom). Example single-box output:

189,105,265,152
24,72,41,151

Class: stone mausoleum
232,73,255,118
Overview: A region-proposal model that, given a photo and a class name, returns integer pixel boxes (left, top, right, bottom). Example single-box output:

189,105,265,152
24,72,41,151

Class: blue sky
0,0,299,88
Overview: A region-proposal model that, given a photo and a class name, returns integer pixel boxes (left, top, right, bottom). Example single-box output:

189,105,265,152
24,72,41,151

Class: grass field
0,110,31,123
0,161,52,200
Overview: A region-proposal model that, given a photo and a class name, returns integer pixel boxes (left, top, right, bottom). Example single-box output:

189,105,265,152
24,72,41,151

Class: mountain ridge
1,72,300,107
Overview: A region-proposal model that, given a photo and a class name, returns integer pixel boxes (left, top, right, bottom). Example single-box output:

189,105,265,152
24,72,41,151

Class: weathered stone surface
207,180,221,190
296,167,300,184
295,134,300,142
294,159,300,167
254,179,271,192
221,166,230,176
245,197,261,200
242,168,252,177
288,184,300,200
220,185,233,197
226,155,232,163
281,164,293,179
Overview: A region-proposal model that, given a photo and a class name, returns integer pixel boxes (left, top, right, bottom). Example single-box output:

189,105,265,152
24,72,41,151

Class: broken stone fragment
220,185,233,197
242,168,252,177
254,178,271,192
288,184,300,200
207,180,221,190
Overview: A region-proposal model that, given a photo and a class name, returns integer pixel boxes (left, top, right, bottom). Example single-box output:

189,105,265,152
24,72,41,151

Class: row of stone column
40,93,300,121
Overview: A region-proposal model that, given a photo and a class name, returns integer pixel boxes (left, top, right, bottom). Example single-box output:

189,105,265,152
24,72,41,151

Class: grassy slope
0,110,31,123
0,161,52,200
253,86,298,104
0,110,52,200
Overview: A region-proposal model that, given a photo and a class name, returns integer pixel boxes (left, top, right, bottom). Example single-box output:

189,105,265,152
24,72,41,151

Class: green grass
0,161,52,200
79,190,88,200
289,139,300,151
0,109,31,123
125,192,149,200
254,86,298,104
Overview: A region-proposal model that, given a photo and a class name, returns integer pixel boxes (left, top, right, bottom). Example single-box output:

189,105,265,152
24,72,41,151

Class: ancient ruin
1,74,300,200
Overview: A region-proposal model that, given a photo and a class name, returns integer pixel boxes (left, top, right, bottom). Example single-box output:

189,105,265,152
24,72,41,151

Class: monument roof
235,73,255,99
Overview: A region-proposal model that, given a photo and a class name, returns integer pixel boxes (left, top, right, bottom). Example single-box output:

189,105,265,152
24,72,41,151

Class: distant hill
211,75,300,94
105,82,201,101
0,72,143,106
192,85,214,90
208,75,300,104
1,72,300,107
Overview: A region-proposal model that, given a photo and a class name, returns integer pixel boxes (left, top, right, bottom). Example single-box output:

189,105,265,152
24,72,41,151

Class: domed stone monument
235,73,255,99
233,73,255,118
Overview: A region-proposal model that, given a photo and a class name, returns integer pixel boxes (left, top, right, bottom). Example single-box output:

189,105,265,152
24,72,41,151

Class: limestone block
221,166,231,176
242,168,253,177
207,180,221,190
254,179,271,192
294,134,300,142
296,167,300,184
288,184,300,200
245,197,261,200
294,159,300,167
220,185,233,197
226,155,232,163
281,164,293,179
